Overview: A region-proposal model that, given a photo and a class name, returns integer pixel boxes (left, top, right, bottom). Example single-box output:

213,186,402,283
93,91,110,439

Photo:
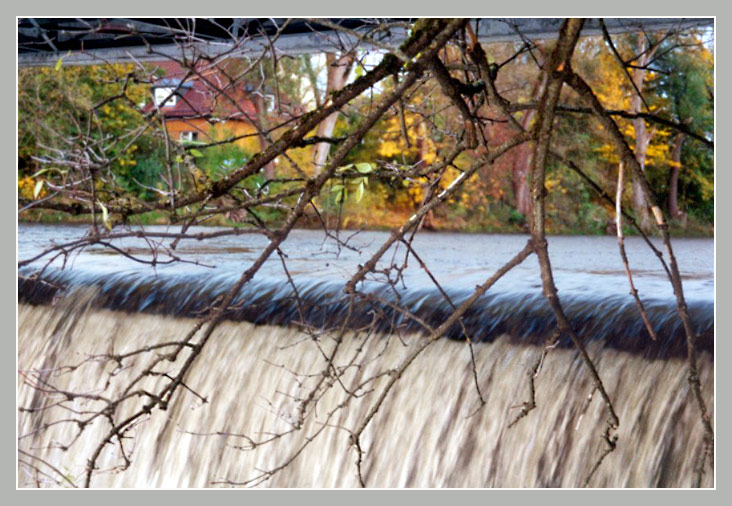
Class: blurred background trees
18,26,713,235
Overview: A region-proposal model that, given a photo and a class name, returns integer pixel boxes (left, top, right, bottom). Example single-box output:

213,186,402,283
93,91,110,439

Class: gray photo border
4,1,726,504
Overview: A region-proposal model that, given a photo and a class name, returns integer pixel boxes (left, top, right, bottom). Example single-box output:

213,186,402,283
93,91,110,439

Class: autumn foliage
18,30,713,235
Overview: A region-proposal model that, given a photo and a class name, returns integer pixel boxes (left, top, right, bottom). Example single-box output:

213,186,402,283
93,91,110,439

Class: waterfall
18,295,713,487
18,269,714,360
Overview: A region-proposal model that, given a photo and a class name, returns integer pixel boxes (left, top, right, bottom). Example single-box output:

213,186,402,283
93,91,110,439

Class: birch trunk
312,53,355,173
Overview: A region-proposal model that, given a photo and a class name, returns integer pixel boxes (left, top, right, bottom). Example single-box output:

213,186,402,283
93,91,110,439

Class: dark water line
18,267,713,360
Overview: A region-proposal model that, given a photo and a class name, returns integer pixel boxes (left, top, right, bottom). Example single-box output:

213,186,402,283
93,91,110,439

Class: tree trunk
415,122,436,230
312,53,355,173
303,54,322,109
252,93,277,180
512,52,547,218
512,108,538,217
629,38,657,233
630,113,652,231
668,132,685,220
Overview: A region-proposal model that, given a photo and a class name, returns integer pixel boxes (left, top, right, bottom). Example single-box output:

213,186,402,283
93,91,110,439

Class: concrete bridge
18,18,713,67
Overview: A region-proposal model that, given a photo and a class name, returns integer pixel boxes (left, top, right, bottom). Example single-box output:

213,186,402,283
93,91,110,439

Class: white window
180,131,198,142
154,87,178,107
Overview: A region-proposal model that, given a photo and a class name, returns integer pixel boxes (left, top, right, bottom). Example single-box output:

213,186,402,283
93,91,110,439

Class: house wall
165,118,261,154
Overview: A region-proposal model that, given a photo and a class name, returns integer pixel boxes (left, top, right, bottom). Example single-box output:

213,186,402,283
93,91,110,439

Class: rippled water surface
18,223,713,301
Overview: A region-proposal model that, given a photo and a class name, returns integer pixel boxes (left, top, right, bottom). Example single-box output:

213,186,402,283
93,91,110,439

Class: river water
18,223,714,299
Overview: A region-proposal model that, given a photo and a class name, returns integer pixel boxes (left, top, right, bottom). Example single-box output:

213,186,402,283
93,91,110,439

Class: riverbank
18,208,714,238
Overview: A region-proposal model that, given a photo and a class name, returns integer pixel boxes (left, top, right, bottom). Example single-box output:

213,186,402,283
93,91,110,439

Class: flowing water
17,224,714,487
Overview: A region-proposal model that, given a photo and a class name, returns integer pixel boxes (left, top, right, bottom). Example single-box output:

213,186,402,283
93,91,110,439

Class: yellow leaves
621,122,635,139
596,138,671,170
191,167,208,192
589,50,632,111
375,106,439,164
645,142,670,165
545,177,560,192
377,139,401,158
699,47,714,71
422,150,437,165
18,176,46,200
595,143,620,165
459,191,472,206
406,184,422,203
645,70,659,84
115,147,140,169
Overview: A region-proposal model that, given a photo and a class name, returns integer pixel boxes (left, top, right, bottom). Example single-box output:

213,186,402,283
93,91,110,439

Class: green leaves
337,162,373,175
98,201,112,230
330,184,345,203
33,180,44,199
31,167,67,178
329,162,375,204
330,179,367,203
30,168,49,178
354,162,373,174
354,62,365,79
355,180,365,202
189,148,204,158
54,51,71,71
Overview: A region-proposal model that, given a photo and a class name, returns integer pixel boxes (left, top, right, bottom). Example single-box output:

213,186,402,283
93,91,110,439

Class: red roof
144,61,258,121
